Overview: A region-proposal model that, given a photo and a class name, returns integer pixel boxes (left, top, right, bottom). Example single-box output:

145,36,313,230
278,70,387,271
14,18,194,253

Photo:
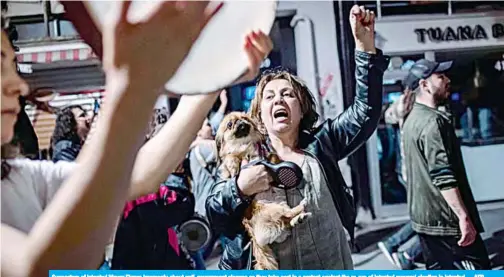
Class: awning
15,41,105,93
16,42,97,63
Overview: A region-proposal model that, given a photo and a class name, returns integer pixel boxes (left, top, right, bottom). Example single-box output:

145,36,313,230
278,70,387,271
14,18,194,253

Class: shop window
377,53,424,206
378,81,407,205
384,53,425,85
57,20,78,37
384,1,449,16
10,18,79,41
356,1,449,16
436,51,504,145
14,22,48,41
452,1,504,13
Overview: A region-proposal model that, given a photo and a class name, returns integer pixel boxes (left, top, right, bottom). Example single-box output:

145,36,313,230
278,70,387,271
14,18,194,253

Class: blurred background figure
50,105,91,162
379,88,422,270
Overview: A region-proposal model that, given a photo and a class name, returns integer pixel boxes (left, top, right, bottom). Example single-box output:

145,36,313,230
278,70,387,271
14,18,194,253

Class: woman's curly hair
249,67,319,135
51,105,85,148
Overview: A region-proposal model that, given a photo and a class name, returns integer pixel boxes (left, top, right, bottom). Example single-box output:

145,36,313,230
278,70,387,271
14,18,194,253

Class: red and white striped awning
16,42,97,64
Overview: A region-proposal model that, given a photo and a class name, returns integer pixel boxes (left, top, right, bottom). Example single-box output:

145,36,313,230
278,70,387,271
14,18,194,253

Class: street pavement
205,204,504,270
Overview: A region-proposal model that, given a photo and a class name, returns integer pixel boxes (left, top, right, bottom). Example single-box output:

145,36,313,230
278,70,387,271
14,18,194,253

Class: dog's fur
215,112,311,270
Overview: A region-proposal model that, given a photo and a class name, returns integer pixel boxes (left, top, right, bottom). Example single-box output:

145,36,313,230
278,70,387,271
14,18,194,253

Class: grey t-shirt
258,155,354,269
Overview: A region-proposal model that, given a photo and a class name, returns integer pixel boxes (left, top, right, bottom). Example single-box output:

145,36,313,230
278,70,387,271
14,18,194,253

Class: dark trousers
419,233,491,270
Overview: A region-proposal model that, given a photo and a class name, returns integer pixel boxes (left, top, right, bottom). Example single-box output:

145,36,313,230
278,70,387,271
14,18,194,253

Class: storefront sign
375,14,504,53
414,23,504,43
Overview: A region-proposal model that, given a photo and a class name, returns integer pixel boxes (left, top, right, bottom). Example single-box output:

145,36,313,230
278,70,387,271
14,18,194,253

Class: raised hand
102,1,223,92
397,88,415,119
234,30,274,84
349,5,376,54
219,89,228,104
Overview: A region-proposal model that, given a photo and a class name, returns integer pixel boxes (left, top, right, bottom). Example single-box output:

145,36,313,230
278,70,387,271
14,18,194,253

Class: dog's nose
235,120,250,137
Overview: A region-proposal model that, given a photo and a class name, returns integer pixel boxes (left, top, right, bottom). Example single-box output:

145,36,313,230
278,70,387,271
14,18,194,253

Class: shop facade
368,10,504,219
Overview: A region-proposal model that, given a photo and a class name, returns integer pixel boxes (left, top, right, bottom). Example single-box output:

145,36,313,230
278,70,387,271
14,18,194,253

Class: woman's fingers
363,10,370,25
119,0,133,23
242,30,274,80
243,38,262,76
250,30,273,57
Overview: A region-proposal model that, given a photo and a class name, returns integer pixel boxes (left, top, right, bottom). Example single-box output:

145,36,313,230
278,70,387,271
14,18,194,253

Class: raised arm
1,2,216,275
208,89,228,134
128,31,273,200
327,5,389,160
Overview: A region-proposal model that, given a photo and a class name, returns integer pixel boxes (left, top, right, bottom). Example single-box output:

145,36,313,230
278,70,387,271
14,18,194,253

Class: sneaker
377,241,396,266
392,252,415,270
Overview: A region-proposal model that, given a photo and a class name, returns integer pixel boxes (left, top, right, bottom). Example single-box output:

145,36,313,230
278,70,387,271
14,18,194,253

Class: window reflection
442,51,504,145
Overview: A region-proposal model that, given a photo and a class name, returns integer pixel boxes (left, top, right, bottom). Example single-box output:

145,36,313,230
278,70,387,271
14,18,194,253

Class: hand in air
349,5,376,54
397,89,415,119
102,0,223,92
219,89,228,104
235,30,274,84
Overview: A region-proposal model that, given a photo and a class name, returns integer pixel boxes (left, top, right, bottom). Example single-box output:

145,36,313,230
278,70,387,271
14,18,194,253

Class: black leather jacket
205,49,389,269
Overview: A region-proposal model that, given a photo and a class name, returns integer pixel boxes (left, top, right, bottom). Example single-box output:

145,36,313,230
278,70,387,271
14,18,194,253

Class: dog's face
215,112,264,161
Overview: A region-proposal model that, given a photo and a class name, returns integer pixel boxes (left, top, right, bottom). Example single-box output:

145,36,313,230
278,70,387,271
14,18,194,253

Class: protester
206,5,389,269
402,59,491,269
51,105,91,162
1,2,226,274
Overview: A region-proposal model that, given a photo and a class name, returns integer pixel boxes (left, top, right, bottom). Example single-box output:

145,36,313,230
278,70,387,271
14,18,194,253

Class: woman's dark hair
51,105,85,148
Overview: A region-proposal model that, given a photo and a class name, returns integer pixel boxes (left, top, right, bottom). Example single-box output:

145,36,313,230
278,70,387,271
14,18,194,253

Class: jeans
386,222,422,260
478,108,493,139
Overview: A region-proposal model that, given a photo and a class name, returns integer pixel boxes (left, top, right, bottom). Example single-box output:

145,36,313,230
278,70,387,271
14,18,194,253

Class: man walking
402,59,490,269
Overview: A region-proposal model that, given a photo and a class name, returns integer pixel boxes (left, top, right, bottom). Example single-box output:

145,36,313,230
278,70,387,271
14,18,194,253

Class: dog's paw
290,212,312,227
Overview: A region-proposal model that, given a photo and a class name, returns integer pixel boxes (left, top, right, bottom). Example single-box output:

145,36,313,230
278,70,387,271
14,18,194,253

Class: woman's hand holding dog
237,163,273,196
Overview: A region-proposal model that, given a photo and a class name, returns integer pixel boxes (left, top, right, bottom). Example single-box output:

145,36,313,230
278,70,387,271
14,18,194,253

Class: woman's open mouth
273,108,289,122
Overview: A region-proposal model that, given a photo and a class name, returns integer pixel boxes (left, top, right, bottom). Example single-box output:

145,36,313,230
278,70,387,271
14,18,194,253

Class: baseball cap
402,59,453,91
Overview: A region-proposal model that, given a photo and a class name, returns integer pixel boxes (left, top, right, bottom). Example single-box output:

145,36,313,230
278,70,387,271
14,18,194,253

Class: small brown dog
215,112,311,270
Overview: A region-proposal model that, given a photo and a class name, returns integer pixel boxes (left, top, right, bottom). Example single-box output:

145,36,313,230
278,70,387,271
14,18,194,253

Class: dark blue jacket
52,140,81,162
